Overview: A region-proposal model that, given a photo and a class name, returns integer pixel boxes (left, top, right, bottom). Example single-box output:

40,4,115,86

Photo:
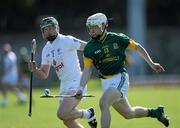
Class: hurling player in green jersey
75,13,169,128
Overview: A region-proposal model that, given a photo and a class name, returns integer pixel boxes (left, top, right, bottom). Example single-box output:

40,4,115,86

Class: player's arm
75,57,93,99
77,39,87,51
72,37,87,51
67,36,87,51
80,57,93,87
127,39,165,72
29,61,50,80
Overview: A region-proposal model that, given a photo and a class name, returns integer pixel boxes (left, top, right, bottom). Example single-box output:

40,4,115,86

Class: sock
147,108,158,118
81,109,91,119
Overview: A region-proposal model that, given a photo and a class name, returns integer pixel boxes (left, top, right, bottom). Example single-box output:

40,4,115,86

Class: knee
57,111,64,120
99,98,109,111
57,110,69,120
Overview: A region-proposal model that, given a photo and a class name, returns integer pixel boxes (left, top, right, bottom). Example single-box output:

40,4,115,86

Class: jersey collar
99,32,108,43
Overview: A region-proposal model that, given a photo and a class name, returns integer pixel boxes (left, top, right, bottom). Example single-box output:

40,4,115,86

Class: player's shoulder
42,42,51,52
108,32,130,43
84,39,96,50
108,32,128,38
59,34,75,41
84,39,97,57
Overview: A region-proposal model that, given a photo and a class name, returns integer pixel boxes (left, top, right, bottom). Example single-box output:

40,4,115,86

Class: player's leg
3,75,26,104
99,87,121,128
112,97,149,119
1,83,8,107
112,97,169,126
108,72,147,118
147,105,169,127
10,85,26,104
57,90,82,120
57,82,97,128
57,90,84,128
100,72,129,128
62,118,84,128
10,76,26,104
57,91,96,128
19,74,30,91
1,77,9,107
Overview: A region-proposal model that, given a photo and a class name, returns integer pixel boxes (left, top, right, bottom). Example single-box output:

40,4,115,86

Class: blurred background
0,0,180,86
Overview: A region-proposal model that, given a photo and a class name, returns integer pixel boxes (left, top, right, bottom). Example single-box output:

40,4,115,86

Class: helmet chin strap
92,26,107,40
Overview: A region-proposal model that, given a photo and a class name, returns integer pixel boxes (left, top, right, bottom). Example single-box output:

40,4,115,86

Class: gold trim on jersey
99,56,119,63
100,33,108,43
84,57,93,67
127,39,136,49
101,74,114,79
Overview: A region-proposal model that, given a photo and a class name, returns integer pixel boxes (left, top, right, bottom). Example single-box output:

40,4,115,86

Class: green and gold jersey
84,32,136,78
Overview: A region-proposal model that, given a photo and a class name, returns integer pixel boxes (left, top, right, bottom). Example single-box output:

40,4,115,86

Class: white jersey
2,51,18,85
42,34,82,84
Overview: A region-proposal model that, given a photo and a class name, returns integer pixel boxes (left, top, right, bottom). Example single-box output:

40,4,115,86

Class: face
3,43,11,54
41,25,59,41
87,25,104,38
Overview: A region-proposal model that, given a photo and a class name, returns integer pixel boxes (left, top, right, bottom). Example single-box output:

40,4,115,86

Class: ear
106,23,108,28
56,25,60,32
102,23,108,29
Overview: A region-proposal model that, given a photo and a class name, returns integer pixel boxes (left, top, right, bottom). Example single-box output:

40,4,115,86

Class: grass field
0,79,180,128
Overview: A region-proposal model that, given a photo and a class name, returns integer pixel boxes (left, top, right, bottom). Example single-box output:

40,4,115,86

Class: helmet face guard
86,13,108,39
40,17,59,42
86,25,107,39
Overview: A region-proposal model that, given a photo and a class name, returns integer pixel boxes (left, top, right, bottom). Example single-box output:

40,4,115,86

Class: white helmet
86,13,107,28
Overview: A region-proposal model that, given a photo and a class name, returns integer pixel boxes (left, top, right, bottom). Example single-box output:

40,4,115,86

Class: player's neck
99,32,107,43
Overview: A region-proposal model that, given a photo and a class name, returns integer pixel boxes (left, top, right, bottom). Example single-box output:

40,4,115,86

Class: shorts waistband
100,72,125,79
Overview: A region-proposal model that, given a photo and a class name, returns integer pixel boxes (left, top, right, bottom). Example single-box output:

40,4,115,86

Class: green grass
0,79,180,128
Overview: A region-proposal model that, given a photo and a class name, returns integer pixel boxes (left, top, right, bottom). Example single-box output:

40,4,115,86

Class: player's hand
75,86,85,100
151,63,165,73
28,61,37,72
75,90,83,100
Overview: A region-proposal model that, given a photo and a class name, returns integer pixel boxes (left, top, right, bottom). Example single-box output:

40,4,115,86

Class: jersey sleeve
117,33,130,49
117,33,137,50
83,44,92,58
127,39,136,49
83,57,93,67
41,46,51,65
83,44,94,67
65,35,81,50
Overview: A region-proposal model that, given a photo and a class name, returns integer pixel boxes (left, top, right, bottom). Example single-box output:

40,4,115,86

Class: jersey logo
94,49,101,54
113,43,119,49
103,47,109,54
55,62,64,72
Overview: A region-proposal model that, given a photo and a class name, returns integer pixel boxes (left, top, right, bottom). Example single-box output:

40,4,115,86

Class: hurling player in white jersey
29,17,97,128
1,43,26,107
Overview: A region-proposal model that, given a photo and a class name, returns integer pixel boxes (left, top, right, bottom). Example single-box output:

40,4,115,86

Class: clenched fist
28,61,37,72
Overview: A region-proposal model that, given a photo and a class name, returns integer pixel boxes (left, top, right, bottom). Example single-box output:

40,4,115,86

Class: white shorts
60,80,87,100
101,72,129,99
2,75,18,86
